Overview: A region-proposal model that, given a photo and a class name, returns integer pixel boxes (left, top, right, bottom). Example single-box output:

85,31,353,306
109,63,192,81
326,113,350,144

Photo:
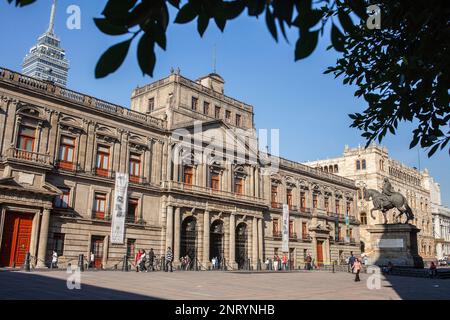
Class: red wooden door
316,241,324,266
0,212,33,267
91,236,104,268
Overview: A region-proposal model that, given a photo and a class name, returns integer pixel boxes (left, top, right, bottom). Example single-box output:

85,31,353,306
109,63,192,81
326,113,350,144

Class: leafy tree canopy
6,0,450,157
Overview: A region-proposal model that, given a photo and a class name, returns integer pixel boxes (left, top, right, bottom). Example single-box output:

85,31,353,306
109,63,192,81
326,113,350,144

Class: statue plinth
367,223,424,268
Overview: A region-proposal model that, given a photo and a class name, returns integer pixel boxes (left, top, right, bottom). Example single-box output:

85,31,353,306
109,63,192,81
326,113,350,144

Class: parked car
438,258,448,266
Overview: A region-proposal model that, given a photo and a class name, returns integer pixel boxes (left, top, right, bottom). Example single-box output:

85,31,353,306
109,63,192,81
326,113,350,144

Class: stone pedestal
367,223,424,268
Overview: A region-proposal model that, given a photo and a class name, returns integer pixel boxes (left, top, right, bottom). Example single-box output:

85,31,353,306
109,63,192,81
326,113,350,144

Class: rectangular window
96,145,110,176
58,136,76,170
273,218,280,236
271,186,278,208
335,199,340,214
289,220,294,238
94,193,107,219
234,177,243,195
17,125,36,152
129,153,141,183
346,202,352,215
215,106,221,119
53,233,65,256
302,222,308,239
235,114,241,127
203,101,210,115
324,197,329,212
183,166,193,185
126,239,136,259
55,187,70,209
300,192,306,210
211,173,220,191
148,97,155,112
361,159,366,170
127,198,138,223
356,160,361,170
313,194,318,208
225,110,231,122
287,189,293,210
191,97,198,111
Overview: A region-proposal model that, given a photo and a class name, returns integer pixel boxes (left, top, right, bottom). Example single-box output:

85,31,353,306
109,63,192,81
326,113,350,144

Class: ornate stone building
304,144,436,263
0,67,359,270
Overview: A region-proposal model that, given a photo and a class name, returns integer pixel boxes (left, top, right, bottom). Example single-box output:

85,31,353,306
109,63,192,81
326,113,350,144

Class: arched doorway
235,223,248,269
210,220,224,265
180,217,197,265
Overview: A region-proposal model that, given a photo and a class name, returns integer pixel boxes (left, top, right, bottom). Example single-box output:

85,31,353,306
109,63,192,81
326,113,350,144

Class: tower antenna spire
47,0,57,34
213,43,217,73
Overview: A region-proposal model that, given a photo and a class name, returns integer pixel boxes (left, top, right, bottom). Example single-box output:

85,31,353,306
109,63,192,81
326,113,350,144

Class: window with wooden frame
287,189,293,210
302,222,308,239
335,199,340,214
127,198,139,223
356,160,361,170
148,97,155,112
54,187,70,209
300,192,306,211
289,220,294,238
271,185,278,208
58,135,76,170
361,159,366,170
346,202,352,216
234,177,243,195
17,125,36,153
312,194,318,209
93,193,107,219
324,197,330,212
225,110,231,122
183,166,193,185
129,153,141,183
210,172,220,191
273,218,280,236
96,145,110,177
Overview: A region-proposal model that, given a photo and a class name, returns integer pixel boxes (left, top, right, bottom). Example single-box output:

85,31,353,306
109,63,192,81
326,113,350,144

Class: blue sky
0,1,448,205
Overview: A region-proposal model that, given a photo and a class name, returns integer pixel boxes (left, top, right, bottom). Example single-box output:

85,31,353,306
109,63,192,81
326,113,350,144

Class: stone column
203,210,210,265
252,216,258,267
165,205,174,250
229,213,236,266
174,207,181,263
36,209,51,268
102,235,109,268
28,212,41,264
258,218,264,262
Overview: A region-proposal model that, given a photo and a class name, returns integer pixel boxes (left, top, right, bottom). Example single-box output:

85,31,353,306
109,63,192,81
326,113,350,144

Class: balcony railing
290,205,298,212
5,148,51,165
162,180,264,203
92,211,110,221
289,232,298,240
273,231,282,238
56,160,75,171
301,235,312,242
271,202,283,209
94,168,115,178
129,175,148,185
300,207,312,215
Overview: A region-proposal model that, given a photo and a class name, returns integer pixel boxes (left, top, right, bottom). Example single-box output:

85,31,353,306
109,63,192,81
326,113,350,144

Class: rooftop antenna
47,0,57,35
213,43,217,73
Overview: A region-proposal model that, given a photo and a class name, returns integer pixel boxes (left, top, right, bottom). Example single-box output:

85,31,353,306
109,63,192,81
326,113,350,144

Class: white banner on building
282,204,289,252
110,172,129,244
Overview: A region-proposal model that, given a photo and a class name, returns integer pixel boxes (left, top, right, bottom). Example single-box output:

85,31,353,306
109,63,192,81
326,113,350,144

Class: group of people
211,257,221,269
134,248,156,272
347,253,363,282
268,254,291,270
180,255,191,270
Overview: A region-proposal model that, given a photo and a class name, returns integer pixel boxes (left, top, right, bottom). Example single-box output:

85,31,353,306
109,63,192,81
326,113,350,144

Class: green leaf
94,18,129,35
295,29,319,61
214,17,226,32
167,0,181,9
137,33,156,77
102,0,137,19
428,144,439,157
175,2,198,24
331,24,345,52
338,9,355,34
95,39,132,78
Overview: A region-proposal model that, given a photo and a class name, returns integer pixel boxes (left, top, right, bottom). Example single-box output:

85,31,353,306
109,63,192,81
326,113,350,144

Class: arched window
334,165,339,173
356,160,361,170
360,212,367,225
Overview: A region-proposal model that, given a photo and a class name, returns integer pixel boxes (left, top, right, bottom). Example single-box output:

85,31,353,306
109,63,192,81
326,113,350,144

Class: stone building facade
0,67,359,270
304,145,436,263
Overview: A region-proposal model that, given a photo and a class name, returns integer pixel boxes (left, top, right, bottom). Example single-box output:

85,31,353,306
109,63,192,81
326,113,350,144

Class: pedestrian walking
348,252,356,273
274,254,280,271
282,254,288,270
140,249,148,272
354,258,362,282
305,254,312,270
51,251,58,269
90,251,95,269
135,249,143,272
429,262,438,278
148,248,155,271
165,247,173,272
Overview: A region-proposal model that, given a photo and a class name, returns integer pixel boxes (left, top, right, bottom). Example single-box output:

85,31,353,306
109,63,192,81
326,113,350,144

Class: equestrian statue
363,178,414,224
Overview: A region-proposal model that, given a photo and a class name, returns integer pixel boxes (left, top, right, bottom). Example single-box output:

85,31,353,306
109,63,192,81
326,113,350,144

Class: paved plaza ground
0,269,449,300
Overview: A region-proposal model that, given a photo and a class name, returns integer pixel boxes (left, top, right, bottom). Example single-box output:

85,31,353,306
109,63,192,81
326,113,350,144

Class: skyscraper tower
22,0,69,87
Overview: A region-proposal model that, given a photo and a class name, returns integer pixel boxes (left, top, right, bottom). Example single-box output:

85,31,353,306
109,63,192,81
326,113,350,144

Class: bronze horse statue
363,187,414,224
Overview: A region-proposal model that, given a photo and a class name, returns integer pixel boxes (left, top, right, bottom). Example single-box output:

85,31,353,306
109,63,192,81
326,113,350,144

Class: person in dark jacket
165,247,173,272
348,252,356,273
147,248,155,271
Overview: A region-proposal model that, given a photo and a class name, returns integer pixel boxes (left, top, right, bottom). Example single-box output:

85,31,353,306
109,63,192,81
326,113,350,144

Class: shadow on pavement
0,270,159,300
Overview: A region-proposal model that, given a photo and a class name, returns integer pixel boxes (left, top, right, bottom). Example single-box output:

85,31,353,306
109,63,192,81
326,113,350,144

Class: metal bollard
160,256,165,271
247,259,251,271
257,259,262,271
269,259,273,270
24,252,31,272
122,255,128,272
78,254,85,272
